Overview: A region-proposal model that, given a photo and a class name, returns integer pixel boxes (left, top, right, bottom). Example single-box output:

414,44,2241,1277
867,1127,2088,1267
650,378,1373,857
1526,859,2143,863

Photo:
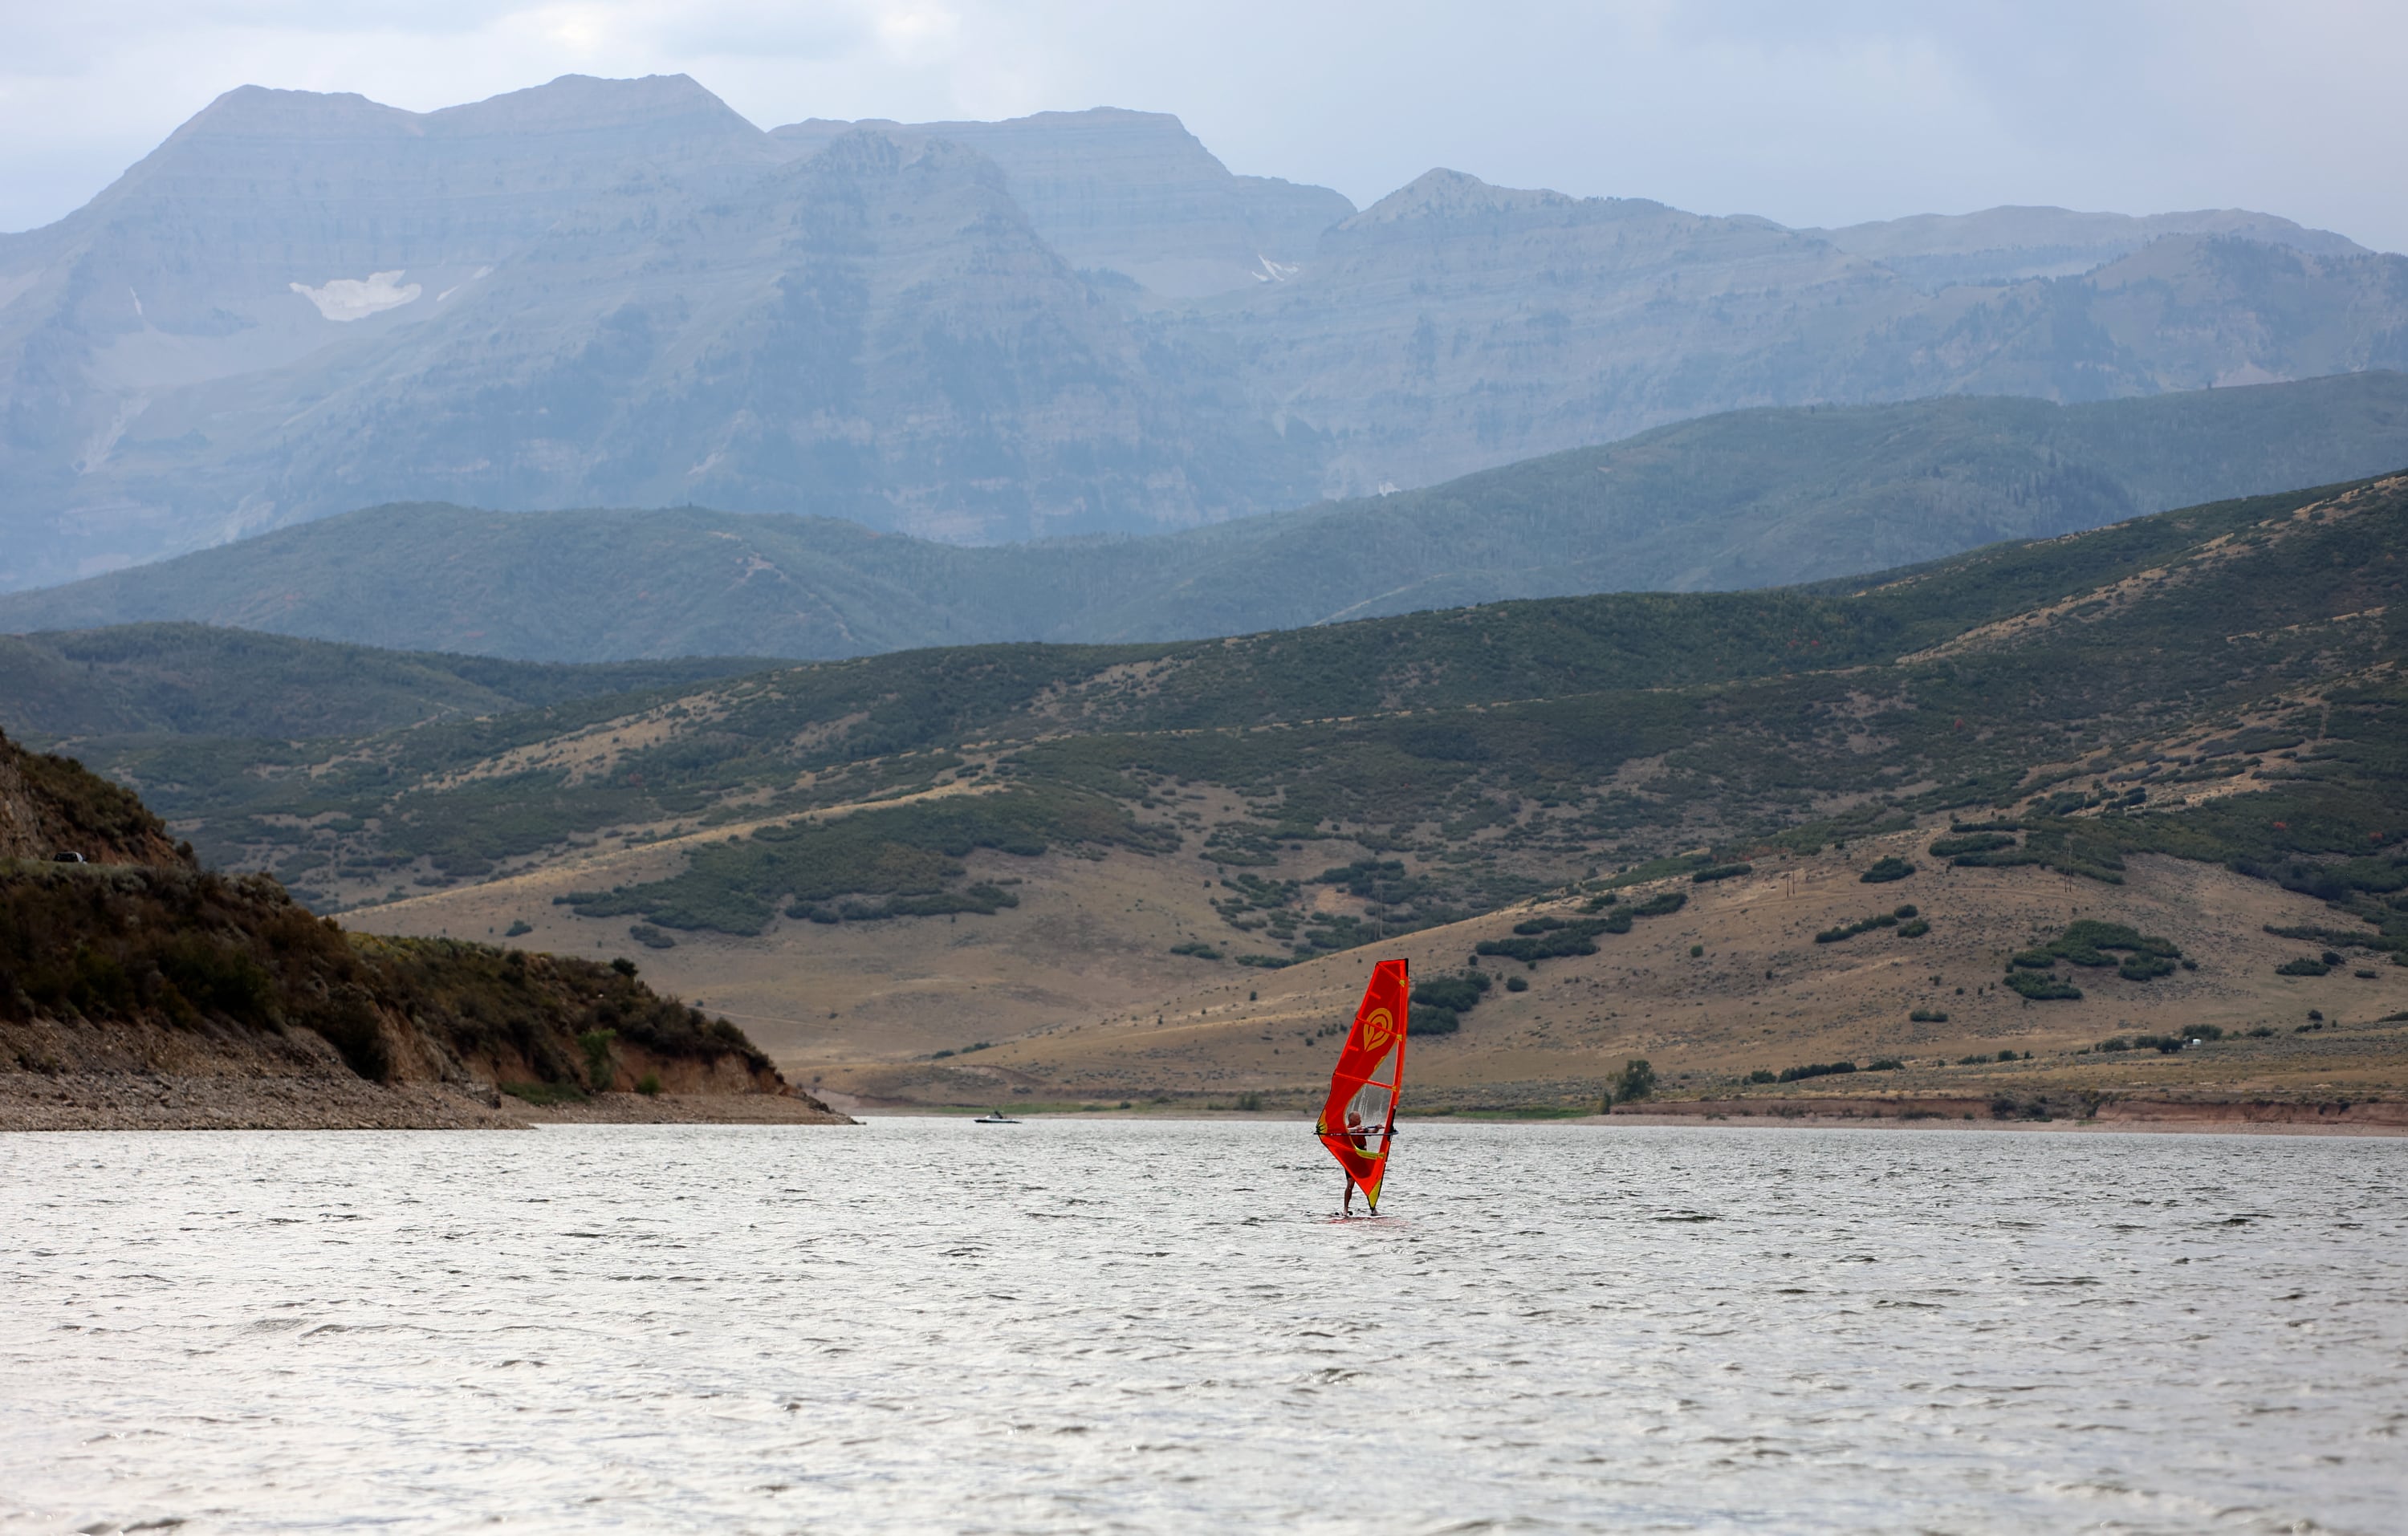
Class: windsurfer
1317,957,1409,1217
1341,1106,1366,1213
1338,1106,1389,1213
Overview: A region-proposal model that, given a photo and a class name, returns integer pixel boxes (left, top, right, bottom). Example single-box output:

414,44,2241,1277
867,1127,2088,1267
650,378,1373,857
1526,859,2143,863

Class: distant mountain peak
169,83,413,143
429,72,761,141
793,125,1008,191
769,104,1352,299
165,75,760,147
1348,169,1578,226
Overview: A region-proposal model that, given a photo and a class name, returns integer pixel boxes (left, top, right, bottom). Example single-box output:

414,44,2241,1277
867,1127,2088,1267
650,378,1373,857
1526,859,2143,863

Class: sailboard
1315,957,1409,1213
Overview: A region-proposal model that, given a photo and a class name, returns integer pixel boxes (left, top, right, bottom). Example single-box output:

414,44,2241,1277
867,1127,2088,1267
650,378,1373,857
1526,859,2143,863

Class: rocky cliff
2,107,1319,572
211,128,1312,544
1198,173,2408,500
0,75,777,583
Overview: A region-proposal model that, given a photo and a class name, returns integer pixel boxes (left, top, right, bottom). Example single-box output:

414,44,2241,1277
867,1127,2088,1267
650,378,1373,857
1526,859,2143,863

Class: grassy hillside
0,624,769,743
19,473,2408,1106
2,374,2402,661
31,473,2401,920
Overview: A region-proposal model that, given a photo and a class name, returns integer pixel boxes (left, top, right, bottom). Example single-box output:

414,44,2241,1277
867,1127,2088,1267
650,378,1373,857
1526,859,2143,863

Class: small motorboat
973,1109,1022,1124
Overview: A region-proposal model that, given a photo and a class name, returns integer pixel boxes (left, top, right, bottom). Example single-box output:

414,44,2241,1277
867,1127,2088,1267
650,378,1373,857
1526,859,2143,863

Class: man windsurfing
1340,1104,1372,1214
1316,959,1409,1215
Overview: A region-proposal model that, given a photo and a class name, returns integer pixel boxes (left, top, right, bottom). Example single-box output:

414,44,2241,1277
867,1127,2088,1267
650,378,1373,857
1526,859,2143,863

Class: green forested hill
0,625,770,743
30,473,2408,957
3,374,2403,662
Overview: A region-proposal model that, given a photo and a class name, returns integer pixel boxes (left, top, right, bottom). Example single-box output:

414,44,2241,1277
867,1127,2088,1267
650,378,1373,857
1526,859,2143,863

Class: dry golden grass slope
355,815,2408,1111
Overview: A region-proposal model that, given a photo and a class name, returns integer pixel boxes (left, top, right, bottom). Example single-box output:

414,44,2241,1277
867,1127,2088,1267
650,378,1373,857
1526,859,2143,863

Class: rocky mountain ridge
5,73,2404,587
1802,205,2368,289
768,106,1352,299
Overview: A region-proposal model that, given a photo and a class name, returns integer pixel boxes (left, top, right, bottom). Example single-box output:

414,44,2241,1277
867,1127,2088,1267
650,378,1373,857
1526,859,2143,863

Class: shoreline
813,1089,2408,1137
0,1071,854,1132
8,1076,2397,1136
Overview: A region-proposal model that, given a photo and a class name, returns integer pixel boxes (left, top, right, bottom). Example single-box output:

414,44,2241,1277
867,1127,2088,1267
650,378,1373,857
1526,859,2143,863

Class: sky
3,0,2403,251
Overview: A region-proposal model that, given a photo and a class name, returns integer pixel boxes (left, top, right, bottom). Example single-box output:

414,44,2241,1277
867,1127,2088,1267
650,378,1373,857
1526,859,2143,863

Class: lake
4,1120,2403,1534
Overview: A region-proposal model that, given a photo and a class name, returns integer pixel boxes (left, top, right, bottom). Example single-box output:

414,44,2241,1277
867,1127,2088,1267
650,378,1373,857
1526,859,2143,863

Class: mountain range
6,73,2407,591
3,373,2403,661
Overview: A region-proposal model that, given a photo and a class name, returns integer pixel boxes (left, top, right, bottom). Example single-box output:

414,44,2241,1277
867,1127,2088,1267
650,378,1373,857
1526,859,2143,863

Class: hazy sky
4,0,2403,251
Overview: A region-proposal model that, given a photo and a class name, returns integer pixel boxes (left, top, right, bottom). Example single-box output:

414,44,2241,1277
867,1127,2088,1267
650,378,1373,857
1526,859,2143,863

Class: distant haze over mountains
5,72,2406,591
6,374,2401,664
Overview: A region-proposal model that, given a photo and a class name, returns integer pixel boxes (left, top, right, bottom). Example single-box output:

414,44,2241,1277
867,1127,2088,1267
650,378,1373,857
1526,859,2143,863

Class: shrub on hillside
1859,856,1915,883
2049,919,2178,966
1816,912,1898,944
1950,846,2046,869
2006,970,2083,1001
1479,919,1613,963
1411,972,1492,1014
576,786,1159,936
1930,831,2018,859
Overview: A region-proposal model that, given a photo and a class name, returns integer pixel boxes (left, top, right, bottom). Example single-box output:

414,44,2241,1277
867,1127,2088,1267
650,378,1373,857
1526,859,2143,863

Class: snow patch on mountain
290,270,421,322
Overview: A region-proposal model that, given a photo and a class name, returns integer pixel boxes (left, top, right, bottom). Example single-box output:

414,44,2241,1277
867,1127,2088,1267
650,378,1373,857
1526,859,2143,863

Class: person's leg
1341,1171,1354,1214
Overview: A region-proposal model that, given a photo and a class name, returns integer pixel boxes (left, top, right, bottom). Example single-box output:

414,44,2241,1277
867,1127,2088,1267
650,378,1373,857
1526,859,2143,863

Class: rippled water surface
5,1121,2406,1534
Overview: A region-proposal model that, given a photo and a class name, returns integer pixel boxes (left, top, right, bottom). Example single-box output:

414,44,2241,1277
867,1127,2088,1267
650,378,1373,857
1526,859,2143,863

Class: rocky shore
0,1069,852,1131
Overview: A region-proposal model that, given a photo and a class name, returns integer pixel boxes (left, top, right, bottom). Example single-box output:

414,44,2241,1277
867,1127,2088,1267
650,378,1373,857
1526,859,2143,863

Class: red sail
1316,958,1409,1212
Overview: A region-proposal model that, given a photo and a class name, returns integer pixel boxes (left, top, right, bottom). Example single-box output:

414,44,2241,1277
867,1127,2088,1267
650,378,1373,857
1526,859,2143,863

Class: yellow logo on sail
1359,1006,1395,1053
